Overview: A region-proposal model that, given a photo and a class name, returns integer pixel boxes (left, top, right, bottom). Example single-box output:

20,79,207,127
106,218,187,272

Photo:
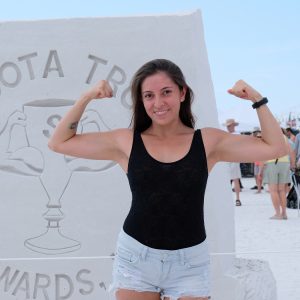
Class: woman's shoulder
198,127,230,153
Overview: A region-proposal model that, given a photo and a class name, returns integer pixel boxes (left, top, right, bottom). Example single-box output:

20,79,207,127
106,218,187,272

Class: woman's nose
154,95,164,107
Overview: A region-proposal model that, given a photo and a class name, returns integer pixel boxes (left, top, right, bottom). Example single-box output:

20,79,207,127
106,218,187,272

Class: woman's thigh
116,289,161,300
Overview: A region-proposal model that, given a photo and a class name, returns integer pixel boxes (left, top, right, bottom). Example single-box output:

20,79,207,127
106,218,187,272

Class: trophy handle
80,109,109,132
0,110,28,153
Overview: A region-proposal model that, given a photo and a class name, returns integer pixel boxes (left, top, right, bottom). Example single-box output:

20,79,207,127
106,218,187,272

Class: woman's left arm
210,80,287,163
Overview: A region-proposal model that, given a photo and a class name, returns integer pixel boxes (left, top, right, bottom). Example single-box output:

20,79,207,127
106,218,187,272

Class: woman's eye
143,93,153,100
163,90,172,95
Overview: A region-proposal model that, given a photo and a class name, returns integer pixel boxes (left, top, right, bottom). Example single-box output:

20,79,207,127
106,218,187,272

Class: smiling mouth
154,109,169,115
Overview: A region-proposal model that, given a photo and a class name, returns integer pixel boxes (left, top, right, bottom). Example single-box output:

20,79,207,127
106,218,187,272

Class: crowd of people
224,118,300,220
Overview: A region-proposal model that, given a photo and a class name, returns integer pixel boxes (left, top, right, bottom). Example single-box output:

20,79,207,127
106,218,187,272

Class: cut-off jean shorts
109,229,211,300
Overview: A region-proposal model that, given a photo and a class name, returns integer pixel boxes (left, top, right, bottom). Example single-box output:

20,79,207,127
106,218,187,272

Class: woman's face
141,72,186,126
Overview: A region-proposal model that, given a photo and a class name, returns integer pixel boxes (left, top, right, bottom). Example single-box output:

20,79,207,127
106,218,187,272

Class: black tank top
123,129,208,250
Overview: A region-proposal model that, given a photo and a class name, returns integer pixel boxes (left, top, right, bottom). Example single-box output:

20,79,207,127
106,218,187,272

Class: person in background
285,127,298,150
263,128,295,219
293,130,300,165
252,127,264,193
283,128,297,194
224,119,242,206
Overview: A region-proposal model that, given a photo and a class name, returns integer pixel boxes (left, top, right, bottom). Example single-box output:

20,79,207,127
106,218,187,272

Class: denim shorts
109,229,211,300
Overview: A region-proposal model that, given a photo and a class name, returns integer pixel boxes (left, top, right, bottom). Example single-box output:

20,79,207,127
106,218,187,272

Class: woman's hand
228,80,263,103
81,80,113,102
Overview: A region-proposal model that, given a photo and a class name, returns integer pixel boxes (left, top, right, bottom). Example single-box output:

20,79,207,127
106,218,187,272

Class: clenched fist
82,80,114,102
228,80,263,103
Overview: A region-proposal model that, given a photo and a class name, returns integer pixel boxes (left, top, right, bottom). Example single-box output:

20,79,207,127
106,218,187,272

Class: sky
0,0,299,130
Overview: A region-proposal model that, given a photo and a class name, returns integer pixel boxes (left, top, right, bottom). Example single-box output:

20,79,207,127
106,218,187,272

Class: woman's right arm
48,80,131,162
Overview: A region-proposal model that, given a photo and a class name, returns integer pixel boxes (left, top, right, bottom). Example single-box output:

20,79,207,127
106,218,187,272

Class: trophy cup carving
1,99,115,255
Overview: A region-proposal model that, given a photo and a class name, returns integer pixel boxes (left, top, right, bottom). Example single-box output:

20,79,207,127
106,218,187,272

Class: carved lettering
12,272,30,299
86,55,108,84
106,65,126,96
0,52,129,107
76,269,94,295
0,266,102,299
121,86,132,109
0,266,20,293
43,114,62,138
33,273,51,300
0,62,21,88
18,52,38,80
55,274,74,300
43,50,64,78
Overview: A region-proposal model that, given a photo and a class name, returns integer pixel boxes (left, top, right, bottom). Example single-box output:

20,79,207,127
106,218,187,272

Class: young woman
48,59,287,300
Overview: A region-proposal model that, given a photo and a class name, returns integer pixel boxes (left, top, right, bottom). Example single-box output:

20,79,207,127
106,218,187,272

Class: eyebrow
142,86,173,94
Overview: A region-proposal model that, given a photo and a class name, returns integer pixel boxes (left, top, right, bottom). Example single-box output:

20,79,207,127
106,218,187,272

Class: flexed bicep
52,128,132,162
215,130,281,163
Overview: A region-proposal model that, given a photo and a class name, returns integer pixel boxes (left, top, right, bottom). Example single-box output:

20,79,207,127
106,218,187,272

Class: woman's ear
180,86,187,102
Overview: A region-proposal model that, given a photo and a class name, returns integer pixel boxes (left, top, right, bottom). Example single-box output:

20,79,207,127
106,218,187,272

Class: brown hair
130,59,195,132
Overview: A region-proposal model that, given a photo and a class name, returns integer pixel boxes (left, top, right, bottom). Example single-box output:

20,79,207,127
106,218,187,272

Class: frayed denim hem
108,283,161,299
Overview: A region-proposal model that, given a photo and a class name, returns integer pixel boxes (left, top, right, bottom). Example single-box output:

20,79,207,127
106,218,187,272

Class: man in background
252,127,264,193
224,119,242,206
293,131,300,167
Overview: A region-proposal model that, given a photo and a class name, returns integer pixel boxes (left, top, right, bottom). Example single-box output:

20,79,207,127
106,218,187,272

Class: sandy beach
235,177,300,300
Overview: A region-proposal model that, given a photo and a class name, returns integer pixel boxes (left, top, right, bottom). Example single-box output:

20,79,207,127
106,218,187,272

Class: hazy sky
1,0,299,128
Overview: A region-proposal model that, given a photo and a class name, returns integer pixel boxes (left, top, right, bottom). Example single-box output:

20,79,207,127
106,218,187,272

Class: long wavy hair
130,59,195,132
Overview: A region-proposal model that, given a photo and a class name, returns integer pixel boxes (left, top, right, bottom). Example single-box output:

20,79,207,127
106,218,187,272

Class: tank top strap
132,130,145,152
128,130,146,168
190,129,207,162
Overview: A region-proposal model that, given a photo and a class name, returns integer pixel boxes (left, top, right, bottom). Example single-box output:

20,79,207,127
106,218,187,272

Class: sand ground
234,177,300,300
